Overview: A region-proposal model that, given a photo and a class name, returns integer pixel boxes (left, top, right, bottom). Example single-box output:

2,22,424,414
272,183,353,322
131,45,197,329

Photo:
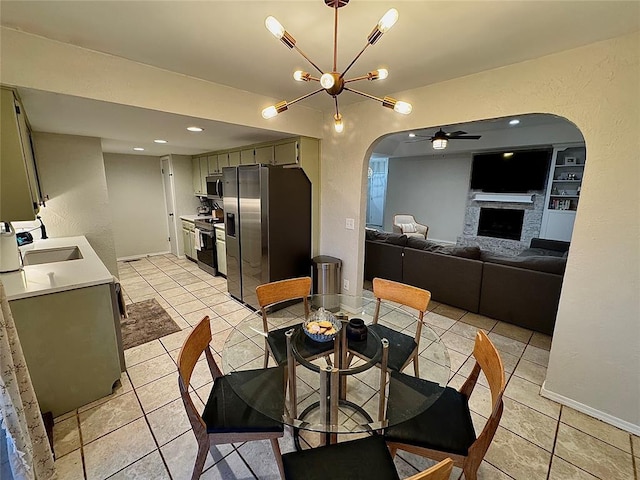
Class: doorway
161,156,178,256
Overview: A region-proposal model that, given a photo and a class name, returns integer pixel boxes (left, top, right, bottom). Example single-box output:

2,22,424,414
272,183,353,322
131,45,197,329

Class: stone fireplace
457,190,547,255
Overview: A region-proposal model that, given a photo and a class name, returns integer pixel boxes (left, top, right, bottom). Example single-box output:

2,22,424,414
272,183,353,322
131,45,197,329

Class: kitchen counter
180,214,213,222
0,236,114,301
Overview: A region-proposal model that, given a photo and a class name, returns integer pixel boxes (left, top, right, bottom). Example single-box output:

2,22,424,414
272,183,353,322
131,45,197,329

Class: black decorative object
346,318,368,342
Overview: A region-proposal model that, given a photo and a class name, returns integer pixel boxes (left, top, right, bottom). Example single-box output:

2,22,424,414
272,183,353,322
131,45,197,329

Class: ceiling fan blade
450,135,482,139
404,138,430,143
446,130,467,137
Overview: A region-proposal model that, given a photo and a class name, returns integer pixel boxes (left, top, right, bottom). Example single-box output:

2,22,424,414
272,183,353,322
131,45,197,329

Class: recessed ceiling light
503,152,514,158
133,147,145,151
187,126,204,132
408,133,416,138
154,139,168,144
509,119,520,125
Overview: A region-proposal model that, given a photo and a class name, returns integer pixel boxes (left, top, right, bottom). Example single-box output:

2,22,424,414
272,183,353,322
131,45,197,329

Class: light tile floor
50,254,639,480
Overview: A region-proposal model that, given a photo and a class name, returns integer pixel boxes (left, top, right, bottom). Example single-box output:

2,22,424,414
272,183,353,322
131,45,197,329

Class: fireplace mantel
473,193,535,203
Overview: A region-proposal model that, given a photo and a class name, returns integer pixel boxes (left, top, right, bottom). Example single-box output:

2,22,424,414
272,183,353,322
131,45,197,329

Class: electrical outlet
343,279,350,291
346,218,355,230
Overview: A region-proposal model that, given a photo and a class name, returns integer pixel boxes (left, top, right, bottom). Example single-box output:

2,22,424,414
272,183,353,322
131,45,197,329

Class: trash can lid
312,255,342,266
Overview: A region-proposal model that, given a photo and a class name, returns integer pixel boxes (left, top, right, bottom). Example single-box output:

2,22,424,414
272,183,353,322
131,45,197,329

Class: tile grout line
545,404,562,480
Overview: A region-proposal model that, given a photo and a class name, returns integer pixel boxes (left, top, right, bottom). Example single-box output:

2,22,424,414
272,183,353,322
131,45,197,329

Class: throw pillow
401,223,416,233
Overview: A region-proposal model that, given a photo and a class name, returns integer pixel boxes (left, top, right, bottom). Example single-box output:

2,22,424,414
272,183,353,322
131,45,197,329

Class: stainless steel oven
194,217,222,276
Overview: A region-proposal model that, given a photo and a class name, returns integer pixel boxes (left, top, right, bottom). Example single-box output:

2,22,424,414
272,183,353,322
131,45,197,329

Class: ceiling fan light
432,138,448,150
378,9,399,33
334,113,344,133
393,101,412,115
320,73,335,89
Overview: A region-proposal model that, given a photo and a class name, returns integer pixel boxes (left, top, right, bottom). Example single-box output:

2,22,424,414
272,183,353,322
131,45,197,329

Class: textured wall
103,153,169,259
31,133,118,276
322,32,640,430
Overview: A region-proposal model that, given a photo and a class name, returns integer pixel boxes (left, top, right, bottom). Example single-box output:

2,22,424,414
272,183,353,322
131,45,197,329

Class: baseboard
117,251,171,262
541,381,640,435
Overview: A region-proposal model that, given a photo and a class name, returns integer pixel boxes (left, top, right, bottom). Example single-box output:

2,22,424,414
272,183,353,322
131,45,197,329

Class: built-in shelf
473,193,535,203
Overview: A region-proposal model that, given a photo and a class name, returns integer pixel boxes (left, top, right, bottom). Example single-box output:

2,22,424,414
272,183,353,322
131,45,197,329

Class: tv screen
470,149,552,193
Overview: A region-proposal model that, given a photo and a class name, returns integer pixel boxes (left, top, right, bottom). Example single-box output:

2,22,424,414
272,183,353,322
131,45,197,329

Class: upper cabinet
192,157,203,195
274,140,298,166
540,144,586,242
254,146,274,165
1,87,43,221
240,148,255,165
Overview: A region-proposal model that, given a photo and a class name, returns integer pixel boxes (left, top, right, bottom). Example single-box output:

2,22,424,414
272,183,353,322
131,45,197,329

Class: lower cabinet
182,220,196,260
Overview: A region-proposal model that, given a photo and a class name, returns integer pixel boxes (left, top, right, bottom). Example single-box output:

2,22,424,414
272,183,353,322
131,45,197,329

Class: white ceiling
2,0,638,156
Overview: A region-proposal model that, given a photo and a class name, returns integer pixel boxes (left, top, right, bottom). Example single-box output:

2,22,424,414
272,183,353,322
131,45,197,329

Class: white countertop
180,214,213,222
0,236,113,301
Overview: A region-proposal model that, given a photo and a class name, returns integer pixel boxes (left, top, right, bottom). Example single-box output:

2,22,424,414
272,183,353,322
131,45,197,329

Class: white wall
321,32,640,431
384,154,471,242
103,153,169,259
31,133,118,276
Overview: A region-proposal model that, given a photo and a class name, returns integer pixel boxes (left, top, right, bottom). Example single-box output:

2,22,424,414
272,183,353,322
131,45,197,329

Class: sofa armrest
479,262,563,335
530,238,570,253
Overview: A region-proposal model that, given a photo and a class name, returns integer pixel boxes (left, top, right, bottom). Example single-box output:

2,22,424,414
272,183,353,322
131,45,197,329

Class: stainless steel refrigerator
223,164,311,309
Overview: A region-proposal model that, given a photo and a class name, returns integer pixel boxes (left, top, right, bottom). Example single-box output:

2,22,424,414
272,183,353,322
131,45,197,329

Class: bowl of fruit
303,307,341,342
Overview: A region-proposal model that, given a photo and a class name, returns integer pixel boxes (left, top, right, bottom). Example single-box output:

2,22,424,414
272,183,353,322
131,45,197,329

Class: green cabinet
182,219,196,260
1,88,43,221
240,148,255,165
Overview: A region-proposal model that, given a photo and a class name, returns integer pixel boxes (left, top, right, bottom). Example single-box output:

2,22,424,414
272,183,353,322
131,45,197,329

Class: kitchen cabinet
214,153,228,173
214,223,226,276
254,145,274,165
207,155,218,174
540,144,586,242
240,148,255,165
192,157,203,195
1,87,43,221
274,140,298,165
181,219,196,260
228,151,241,167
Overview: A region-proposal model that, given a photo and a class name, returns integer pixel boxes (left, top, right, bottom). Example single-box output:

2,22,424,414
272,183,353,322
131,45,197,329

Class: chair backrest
177,317,222,432
394,214,416,226
256,277,311,309
372,278,431,340
405,458,453,480
472,330,506,408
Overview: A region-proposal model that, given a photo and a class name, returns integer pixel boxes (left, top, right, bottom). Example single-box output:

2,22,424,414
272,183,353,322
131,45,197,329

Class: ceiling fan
407,128,482,150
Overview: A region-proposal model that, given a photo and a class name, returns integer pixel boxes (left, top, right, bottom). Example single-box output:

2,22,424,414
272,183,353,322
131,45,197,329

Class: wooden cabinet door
200,157,208,192
228,151,241,167
240,148,255,164
254,146,274,165
216,153,228,172
207,155,218,174
192,157,202,194
182,228,192,258
274,141,298,165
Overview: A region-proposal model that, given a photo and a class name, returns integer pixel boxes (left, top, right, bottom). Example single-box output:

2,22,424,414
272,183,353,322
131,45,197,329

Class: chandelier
261,0,412,133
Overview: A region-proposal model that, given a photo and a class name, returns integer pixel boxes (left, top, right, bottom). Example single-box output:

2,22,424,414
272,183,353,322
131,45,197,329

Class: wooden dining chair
256,276,331,366
281,434,453,480
178,317,285,480
384,330,506,480
352,277,431,375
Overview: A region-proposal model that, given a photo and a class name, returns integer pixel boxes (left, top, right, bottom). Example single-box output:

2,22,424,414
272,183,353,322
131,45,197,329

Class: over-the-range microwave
206,175,223,199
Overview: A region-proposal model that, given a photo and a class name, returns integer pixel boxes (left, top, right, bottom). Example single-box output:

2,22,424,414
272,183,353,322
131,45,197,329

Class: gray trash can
311,255,342,312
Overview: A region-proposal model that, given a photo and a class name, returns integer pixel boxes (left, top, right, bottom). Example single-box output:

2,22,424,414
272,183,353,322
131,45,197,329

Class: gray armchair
393,214,429,238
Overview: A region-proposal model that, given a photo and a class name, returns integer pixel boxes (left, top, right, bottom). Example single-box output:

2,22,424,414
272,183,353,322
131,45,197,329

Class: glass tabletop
221,294,450,434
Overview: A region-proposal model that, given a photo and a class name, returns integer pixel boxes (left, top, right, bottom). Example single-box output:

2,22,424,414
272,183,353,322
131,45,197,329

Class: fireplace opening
477,208,524,240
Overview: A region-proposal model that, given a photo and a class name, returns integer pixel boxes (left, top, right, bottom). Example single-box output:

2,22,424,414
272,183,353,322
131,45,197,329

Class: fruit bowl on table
303,308,342,342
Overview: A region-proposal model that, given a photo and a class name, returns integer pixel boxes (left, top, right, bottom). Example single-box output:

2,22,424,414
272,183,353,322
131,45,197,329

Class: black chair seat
384,371,476,456
268,324,333,364
202,367,285,434
282,435,400,480
349,324,417,371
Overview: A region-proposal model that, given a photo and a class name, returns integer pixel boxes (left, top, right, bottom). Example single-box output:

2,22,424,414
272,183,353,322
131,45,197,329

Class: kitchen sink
22,246,83,266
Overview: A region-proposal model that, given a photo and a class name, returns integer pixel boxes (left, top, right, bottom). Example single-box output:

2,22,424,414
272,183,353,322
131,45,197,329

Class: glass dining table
221,293,450,447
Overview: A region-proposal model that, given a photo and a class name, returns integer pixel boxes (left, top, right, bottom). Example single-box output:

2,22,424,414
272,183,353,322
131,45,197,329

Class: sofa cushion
441,245,482,260
519,247,565,258
481,252,566,275
384,233,408,246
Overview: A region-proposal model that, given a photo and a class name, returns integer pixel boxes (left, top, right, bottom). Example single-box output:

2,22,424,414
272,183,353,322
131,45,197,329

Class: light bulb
265,16,285,39
509,119,520,125
393,101,412,115
378,9,399,33
320,73,335,89
293,70,305,81
334,114,344,133
432,138,448,150
262,106,278,119
408,133,416,138
377,68,389,80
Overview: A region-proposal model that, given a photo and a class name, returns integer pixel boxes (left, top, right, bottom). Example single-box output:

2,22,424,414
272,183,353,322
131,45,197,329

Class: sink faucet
37,216,48,239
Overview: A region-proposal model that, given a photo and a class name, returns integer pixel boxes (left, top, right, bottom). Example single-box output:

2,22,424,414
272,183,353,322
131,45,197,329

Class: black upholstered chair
178,317,285,480
384,331,506,480
282,434,453,480
256,276,332,366
351,277,431,375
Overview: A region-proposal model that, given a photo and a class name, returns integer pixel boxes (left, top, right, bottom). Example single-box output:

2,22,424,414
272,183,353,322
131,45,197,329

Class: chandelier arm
339,43,371,79
333,5,339,72
287,88,325,107
292,45,325,76
334,96,340,117
344,75,370,83
343,86,384,103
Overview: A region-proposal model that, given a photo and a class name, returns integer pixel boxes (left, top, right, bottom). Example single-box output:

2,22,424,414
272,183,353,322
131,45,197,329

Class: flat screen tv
470,148,552,193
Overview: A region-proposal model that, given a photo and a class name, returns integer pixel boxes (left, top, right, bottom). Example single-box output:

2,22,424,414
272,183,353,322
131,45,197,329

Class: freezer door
223,167,241,301
238,165,264,309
